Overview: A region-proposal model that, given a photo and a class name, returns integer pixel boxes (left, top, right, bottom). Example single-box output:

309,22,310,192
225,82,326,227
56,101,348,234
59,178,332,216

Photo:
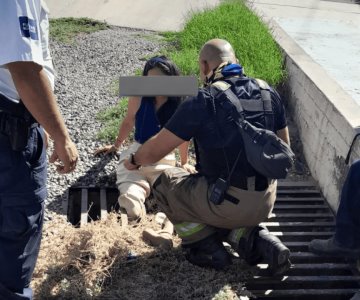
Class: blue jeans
0,126,47,298
334,160,360,249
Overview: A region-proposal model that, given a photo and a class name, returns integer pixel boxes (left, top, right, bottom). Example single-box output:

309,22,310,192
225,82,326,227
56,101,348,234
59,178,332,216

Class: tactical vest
194,77,274,186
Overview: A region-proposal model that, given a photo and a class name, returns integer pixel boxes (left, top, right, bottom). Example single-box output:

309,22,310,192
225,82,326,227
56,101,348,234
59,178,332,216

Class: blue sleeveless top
134,96,183,144
134,97,161,144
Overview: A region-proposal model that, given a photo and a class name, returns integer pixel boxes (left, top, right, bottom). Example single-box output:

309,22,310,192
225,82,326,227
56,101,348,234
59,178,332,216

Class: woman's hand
124,157,140,170
94,144,119,156
181,163,196,174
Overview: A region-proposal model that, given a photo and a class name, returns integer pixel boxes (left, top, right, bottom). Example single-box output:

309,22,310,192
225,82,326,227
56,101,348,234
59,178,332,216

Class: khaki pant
116,142,176,219
152,167,277,244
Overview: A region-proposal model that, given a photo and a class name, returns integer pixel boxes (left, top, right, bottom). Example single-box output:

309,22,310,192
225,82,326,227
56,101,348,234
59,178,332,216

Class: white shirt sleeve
0,0,44,66
0,0,55,101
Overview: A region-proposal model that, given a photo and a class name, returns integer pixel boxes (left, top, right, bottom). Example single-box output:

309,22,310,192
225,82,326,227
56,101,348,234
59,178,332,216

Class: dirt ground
32,212,256,300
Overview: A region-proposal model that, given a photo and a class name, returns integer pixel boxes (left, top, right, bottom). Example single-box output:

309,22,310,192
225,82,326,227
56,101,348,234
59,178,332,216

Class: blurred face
147,67,166,76
147,67,168,99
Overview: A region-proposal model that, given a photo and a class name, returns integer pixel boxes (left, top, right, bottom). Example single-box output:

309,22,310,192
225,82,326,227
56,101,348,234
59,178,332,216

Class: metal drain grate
246,180,360,300
64,187,120,226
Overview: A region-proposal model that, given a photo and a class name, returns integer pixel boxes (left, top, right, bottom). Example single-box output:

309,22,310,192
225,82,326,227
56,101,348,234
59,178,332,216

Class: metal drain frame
245,180,360,300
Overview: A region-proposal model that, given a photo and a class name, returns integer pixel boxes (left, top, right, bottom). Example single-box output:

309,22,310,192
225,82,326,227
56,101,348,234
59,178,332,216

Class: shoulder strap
213,79,257,110
209,82,245,125
254,78,274,131
208,83,243,178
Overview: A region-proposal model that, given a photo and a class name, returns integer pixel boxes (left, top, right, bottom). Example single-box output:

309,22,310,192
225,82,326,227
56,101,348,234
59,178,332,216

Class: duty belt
221,175,269,205
230,174,269,191
0,93,38,151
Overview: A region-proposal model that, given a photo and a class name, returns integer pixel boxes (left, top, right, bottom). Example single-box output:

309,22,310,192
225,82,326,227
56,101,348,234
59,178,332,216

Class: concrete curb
258,15,360,211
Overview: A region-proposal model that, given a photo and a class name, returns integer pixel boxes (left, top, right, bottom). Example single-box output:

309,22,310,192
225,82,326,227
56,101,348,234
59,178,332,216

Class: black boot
183,234,232,270
238,225,291,276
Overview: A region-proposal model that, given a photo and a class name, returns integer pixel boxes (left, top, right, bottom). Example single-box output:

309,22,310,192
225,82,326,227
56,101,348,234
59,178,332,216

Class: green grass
97,0,285,141
50,17,109,43
96,98,133,142
162,0,285,85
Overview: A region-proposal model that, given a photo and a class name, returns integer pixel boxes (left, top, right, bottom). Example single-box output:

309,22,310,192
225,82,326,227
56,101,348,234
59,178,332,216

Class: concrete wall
272,24,360,212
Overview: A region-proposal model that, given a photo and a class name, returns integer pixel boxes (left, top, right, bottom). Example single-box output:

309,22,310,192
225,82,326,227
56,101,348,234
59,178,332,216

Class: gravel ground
45,26,163,218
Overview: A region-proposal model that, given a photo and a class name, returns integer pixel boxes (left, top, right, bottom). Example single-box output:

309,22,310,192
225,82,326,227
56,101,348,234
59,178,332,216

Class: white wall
274,25,360,211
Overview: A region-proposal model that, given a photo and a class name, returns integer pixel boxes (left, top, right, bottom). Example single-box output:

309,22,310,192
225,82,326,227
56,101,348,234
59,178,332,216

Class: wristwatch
130,152,141,169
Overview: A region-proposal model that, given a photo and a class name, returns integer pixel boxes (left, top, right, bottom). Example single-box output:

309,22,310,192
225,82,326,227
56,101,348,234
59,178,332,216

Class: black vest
194,76,274,186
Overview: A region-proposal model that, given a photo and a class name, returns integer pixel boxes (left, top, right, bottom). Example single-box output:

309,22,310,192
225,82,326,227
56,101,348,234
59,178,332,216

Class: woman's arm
178,141,196,173
277,126,290,146
95,97,141,155
114,97,140,148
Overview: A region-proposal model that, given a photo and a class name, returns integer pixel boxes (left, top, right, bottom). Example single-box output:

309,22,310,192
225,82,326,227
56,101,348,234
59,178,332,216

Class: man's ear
201,60,210,75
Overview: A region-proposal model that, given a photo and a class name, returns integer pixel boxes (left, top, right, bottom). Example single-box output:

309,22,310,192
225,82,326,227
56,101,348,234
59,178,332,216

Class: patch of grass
164,0,285,85
97,0,285,142
50,17,109,43
96,98,133,142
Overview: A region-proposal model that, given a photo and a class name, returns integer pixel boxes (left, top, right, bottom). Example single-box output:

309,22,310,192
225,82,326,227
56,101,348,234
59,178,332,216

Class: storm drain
246,180,360,300
64,187,120,227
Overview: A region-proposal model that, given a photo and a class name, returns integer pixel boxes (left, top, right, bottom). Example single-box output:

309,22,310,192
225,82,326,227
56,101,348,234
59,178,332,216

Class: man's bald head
199,39,237,67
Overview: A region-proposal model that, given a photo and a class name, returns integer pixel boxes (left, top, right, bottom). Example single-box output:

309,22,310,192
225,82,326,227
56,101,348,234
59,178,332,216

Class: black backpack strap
254,78,274,131
210,81,245,124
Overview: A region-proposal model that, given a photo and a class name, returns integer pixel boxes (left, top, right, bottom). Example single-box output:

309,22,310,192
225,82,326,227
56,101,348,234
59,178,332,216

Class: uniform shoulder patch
212,81,231,91
19,16,38,40
254,78,270,90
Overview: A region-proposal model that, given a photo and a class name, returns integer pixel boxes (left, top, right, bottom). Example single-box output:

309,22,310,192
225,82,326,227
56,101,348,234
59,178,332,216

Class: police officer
0,1,78,299
125,39,291,275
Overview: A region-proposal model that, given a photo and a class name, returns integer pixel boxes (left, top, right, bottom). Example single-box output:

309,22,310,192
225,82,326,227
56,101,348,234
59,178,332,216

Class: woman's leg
116,143,150,220
118,181,148,220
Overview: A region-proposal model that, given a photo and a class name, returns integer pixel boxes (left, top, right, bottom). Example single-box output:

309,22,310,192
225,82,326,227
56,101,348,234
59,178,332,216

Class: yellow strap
175,222,206,238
